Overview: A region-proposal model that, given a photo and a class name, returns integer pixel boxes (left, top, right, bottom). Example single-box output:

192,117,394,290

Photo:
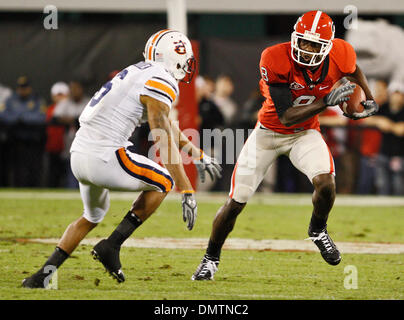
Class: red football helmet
291,11,335,67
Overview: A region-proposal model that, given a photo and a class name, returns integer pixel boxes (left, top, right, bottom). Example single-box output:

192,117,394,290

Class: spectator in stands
52,80,89,188
45,82,70,187
195,75,225,191
355,79,388,194
0,76,47,187
238,87,265,130
318,106,356,194
0,83,11,105
203,74,216,98
196,75,224,146
211,74,239,191
391,116,404,137
0,82,12,186
212,74,238,127
373,81,404,195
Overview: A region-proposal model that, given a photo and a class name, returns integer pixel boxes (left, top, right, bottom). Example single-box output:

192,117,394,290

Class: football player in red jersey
192,11,379,280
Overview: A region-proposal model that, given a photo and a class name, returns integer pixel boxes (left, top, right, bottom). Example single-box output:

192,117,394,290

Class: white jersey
70,61,179,161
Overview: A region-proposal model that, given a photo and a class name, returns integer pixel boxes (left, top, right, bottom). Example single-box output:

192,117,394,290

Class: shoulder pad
330,39,357,74
260,43,291,83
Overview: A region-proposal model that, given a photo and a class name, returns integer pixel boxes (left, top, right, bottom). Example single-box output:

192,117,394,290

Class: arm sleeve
269,83,293,118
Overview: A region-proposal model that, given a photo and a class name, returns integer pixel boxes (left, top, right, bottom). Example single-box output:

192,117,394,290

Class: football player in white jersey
23,30,222,288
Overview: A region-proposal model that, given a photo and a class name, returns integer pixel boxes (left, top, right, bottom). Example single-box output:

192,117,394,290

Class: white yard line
1,191,404,206
25,237,404,254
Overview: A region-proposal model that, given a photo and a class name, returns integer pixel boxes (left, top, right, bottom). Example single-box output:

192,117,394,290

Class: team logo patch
290,82,305,90
174,40,187,54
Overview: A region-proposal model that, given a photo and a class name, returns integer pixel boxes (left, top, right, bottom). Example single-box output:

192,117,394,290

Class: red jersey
360,128,381,156
45,103,65,153
258,38,356,134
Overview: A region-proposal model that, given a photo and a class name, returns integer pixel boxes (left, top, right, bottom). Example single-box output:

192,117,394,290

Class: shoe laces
306,231,334,252
198,258,218,277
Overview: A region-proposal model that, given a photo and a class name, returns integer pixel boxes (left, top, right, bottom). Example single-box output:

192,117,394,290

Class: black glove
193,151,222,183
343,100,379,120
182,192,197,230
324,78,356,106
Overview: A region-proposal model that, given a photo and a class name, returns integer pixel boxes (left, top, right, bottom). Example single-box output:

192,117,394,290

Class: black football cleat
22,273,47,289
91,239,125,283
307,226,341,265
191,255,219,280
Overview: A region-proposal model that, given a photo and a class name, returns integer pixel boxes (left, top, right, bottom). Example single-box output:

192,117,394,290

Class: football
335,79,366,115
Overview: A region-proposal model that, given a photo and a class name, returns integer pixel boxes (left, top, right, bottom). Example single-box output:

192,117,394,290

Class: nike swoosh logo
319,85,329,90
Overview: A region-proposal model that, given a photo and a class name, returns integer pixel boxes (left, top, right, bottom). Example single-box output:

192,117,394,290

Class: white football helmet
143,29,196,83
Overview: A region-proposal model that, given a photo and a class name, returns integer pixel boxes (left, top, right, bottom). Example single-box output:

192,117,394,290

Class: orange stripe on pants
229,162,239,198
327,147,335,175
117,148,173,192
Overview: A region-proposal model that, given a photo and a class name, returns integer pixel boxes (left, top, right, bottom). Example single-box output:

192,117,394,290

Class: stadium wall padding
0,19,286,109
0,20,164,100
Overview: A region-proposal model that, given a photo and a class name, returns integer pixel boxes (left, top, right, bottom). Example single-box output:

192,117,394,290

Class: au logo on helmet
174,40,187,54
143,30,195,82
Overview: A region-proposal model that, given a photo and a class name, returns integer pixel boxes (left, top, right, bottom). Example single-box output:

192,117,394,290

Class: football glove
343,100,379,120
182,192,197,231
193,151,222,183
323,78,356,106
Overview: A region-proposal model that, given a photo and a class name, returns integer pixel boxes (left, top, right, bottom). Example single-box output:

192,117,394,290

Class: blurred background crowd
1,73,403,195
1,5,404,195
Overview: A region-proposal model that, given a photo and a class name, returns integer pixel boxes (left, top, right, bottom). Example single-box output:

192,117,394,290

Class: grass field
0,190,403,300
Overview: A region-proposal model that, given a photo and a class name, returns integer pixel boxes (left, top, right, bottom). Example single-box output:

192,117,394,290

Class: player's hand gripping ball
333,78,379,120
